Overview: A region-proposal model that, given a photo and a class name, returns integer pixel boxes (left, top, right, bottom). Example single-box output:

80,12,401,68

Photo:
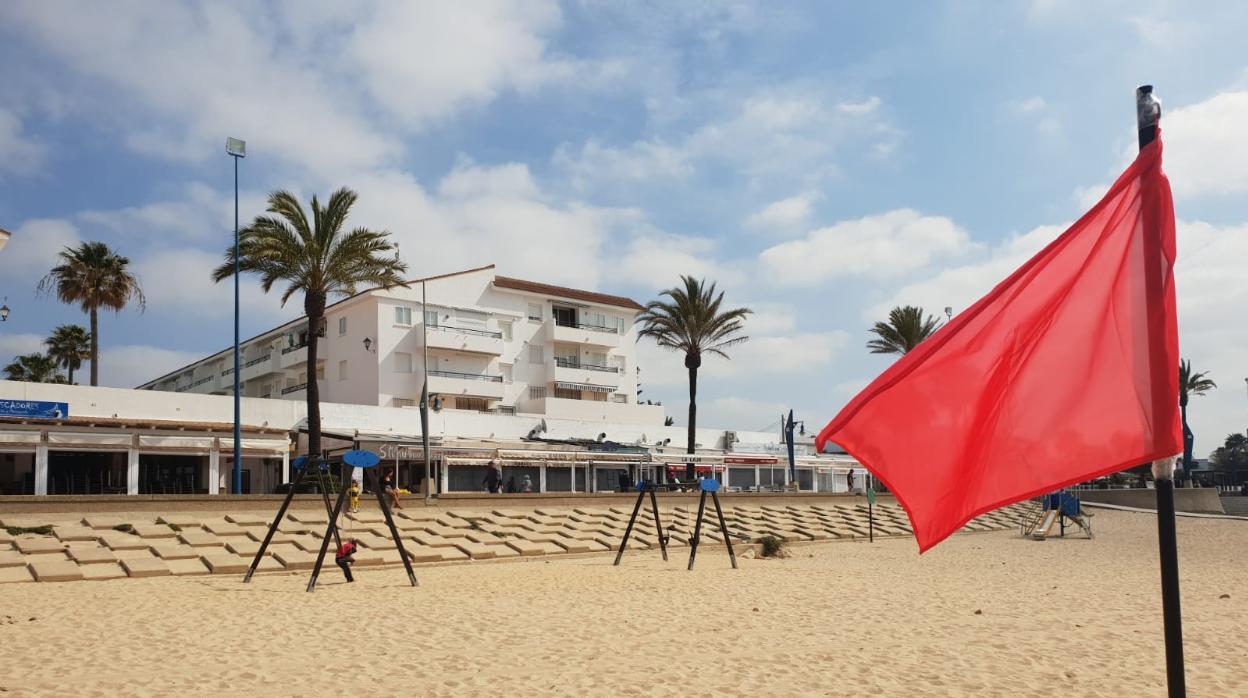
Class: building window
393,398,415,408
424,309,438,327
458,397,489,412
316,366,325,380
528,345,544,364
554,387,581,400
395,306,412,325
612,356,626,373
527,303,543,322
616,317,627,334
500,321,512,341
501,364,513,383
611,393,627,404
338,317,347,336
338,360,348,381
395,352,413,373
528,386,546,400
587,391,607,402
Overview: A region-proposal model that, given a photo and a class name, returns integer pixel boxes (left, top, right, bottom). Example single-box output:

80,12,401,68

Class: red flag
817,131,1181,552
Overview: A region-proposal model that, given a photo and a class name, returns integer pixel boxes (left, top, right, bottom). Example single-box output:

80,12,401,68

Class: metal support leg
372,469,418,587
687,489,708,570
244,461,309,582
307,465,352,593
317,464,342,550
711,491,737,569
648,485,668,562
613,486,647,566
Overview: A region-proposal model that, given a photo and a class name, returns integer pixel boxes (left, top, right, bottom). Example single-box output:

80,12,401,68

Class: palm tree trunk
1180,402,1192,481
685,355,699,481
89,306,99,386
68,364,74,385
304,294,326,474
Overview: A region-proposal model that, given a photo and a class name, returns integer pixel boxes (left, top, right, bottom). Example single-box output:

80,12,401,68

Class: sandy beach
1,508,1244,697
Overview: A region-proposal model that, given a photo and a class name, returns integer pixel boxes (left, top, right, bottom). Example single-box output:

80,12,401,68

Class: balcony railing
428,324,502,339
176,376,216,392
428,370,503,383
221,368,233,377
554,317,619,334
554,357,620,373
281,343,307,355
244,354,271,368
281,382,308,395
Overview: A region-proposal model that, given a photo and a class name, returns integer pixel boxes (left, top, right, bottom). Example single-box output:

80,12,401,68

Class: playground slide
1031,509,1059,539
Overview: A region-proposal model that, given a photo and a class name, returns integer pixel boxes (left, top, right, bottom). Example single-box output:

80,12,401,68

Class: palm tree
45,324,92,385
212,188,406,471
1178,359,1216,478
4,353,67,383
38,242,146,386
866,305,942,355
638,276,750,480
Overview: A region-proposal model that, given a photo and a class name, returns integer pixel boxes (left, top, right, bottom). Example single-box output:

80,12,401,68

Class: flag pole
1137,83,1186,698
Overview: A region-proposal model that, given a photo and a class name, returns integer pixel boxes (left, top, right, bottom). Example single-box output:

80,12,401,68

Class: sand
0,508,1244,697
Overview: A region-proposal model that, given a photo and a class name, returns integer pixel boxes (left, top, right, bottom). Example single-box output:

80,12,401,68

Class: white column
281,450,290,484
127,448,139,495
811,469,819,493
209,447,220,496
34,443,49,496
440,460,449,494
754,465,760,492
539,464,547,493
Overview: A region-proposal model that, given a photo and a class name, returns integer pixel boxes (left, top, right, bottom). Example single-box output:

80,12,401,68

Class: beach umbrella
816,86,1186,695
784,409,796,484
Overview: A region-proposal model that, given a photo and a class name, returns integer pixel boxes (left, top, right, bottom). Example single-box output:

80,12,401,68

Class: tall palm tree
38,242,145,386
4,353,67,383
1178,358,1216,478
45,324,92,385
638,276,751,480
212,188,406,470
866,305,942,355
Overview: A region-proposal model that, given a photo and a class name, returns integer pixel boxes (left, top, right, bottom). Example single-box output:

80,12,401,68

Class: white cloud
636,330,848,389
1160,90,1248,198
615,232,740,291
741,303,798,335
0,218,81,283
760,209,974,286
131,247,291,322
743,192,819,233
838,96,881,115
0,333,45,360
77,182,260,244
98,344,204,389
552,139,693,192
1011,97,1047,115
700,396,792,433
0,109,47,176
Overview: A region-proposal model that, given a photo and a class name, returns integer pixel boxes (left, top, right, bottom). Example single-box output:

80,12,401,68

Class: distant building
137,265,662,425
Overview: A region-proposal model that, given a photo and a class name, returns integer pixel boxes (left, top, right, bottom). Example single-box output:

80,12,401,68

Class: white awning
0,431,41,446
137,435,215,451
553,381,615,393
219,437,290,453
651,453,724,465
47,432,133,447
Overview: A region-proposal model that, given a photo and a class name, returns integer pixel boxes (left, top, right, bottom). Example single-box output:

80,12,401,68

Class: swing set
243,449,419,592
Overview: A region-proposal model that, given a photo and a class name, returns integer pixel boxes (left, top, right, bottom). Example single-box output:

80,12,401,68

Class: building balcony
427,369,506,401
545,318,621,349
280,382,308,399
278,343,324,370
421,324,504,355
547,358,621,391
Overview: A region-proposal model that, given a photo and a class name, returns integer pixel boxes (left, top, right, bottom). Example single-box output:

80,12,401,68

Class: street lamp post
226,137,246,495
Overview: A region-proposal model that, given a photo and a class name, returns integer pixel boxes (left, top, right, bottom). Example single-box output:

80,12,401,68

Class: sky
1,1,1246,456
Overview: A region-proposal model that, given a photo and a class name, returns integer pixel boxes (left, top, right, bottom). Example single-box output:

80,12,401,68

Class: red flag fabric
816,131,1181,552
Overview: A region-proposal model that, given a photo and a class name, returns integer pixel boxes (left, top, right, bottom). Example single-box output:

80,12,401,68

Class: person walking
482,460,502,493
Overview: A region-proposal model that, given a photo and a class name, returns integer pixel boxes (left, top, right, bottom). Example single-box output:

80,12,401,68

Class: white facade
137,265,663,426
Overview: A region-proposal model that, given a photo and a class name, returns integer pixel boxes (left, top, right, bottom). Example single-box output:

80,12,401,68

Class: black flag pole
1137,84,1186,698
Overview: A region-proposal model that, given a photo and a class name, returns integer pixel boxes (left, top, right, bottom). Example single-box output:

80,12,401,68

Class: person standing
846,468,855,494
521,474,533,493
348,479,361,514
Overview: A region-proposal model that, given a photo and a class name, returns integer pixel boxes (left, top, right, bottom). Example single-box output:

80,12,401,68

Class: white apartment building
138,265,664,426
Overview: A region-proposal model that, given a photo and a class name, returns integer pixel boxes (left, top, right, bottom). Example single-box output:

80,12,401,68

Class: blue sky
1,1,1246,454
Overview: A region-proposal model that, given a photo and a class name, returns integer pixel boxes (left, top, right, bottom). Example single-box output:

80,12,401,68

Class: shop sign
0,400,68,419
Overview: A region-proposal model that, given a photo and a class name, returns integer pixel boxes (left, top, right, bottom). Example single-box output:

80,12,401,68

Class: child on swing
335,538,358,583
348,479,361,514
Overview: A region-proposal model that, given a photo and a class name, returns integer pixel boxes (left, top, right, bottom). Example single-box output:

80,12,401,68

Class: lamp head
362,337,372,352
225,137,246,158
0,298,8,322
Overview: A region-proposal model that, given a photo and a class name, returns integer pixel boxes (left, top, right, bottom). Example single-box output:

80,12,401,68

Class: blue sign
0,400,69,419
699,479,720,493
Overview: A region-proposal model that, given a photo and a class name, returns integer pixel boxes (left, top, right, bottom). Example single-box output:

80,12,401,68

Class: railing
176,375,216,392
554,357,620,373
428,370,503,383
554,318,618,334
221,368,233,376
244,354,271,368
428,324,502,339
281,382,308,394
281,343,307,355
